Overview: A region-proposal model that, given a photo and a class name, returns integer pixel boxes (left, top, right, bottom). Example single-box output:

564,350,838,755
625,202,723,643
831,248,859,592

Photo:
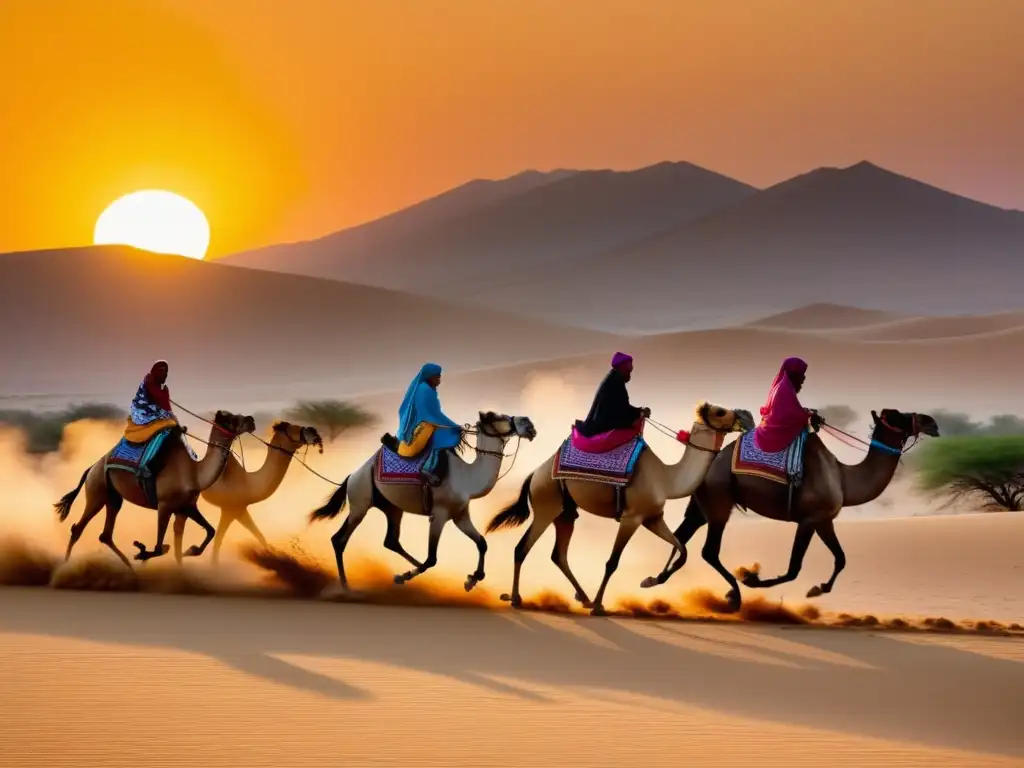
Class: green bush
916,435,1024,511
0,402,125,454
286,400,378,442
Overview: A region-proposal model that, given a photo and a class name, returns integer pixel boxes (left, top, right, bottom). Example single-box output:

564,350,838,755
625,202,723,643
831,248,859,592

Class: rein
169,399,247,465
821,415,920,461
644,414,735,454
462,421,523,482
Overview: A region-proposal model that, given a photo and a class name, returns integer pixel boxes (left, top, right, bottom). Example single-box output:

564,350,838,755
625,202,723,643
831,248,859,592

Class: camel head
871,409,940,440
477,411,537,442
272,421,325,454
696,402,755,433
213,410,257,437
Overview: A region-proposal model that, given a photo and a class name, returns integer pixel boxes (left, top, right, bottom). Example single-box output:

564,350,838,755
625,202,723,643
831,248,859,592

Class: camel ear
870,410,881,425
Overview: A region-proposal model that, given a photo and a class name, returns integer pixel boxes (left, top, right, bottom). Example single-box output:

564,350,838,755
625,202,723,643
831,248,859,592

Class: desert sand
1,505,1022,767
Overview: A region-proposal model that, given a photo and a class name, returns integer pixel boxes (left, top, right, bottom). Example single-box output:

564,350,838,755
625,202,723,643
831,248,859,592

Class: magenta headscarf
611,352,633,370
754,357,809,453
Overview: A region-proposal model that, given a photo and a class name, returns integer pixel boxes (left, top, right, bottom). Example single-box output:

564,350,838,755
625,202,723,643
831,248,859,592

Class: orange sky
1,0,1021,258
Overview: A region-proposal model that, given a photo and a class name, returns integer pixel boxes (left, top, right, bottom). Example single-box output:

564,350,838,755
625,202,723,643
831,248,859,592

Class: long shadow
1,586,1022,758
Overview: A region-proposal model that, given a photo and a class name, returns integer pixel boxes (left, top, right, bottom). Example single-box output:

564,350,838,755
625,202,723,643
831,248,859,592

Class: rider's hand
809,411,824,431
641,407,652,418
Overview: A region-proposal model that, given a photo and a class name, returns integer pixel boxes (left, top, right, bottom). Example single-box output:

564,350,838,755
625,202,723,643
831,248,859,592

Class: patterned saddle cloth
732,429,807,486
552,434,647,487
105,428,177,505
374,445,430,486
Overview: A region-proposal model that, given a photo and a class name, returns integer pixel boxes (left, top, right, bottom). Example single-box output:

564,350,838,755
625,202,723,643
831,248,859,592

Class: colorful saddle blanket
105,428,176,505
552,435,646,486
732,429,807,485
374,445,430,486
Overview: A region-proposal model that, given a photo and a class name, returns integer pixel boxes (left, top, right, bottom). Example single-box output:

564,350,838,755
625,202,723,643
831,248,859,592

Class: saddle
553,429,647,523
379,433,451,518
105,427,179,507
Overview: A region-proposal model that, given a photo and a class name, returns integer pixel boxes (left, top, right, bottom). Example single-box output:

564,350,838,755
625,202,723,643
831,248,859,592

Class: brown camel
197,421,324,564
485,402,755,616
641,408,940,611
308,411,537,593
54,410,256,567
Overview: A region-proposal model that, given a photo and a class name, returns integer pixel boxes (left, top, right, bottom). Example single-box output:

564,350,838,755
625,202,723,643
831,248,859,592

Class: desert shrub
286,399,377,442
916,435,1024,511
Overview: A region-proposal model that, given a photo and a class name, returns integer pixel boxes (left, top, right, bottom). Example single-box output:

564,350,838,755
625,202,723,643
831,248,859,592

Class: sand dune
0,245,619,407
746,303,910,331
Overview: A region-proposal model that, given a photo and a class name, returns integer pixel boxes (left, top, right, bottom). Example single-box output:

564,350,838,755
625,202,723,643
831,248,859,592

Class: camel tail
54,468,89,522
308,476,349,523
487,473,533,533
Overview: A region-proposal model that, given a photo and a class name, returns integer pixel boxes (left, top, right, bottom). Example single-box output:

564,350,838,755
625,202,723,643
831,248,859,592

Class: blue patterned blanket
552,435,646,487
375,446,429,485
106,428,174,477
732,429,806,485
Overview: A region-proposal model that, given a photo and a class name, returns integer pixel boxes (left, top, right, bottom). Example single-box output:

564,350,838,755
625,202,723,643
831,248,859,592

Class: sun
94,190,210,260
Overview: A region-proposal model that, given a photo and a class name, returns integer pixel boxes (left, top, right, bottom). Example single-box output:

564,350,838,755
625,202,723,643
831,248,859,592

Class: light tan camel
641,408,940,612
485,402,755,615
308,411,537,593
54,410,256,567
197,421,324,564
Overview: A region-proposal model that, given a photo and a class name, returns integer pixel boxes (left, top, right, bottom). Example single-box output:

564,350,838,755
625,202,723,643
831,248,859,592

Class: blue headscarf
397,363,443,443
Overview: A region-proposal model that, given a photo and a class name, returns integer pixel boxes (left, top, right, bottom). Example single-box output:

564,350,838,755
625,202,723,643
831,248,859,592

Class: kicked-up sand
1,512,1023,767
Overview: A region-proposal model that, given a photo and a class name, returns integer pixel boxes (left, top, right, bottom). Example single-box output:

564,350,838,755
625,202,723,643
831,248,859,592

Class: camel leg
172,514,187,564
211,512,236,566
642,497,707,588
741,523,815,589
549,512,592,608
591,515,643,616
235,508,269,549
453,510,487,592
182,505,216,558
329,502,369,591
65,497,105,562
500,506,558,609
133,504,174,561
700,519,743,612
806,518,846,598
640,513,684,583
382,507,422,569
395,512,447,585
97,495,132,569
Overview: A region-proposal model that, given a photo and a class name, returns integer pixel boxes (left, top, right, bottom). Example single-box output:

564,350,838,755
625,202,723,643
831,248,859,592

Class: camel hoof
807,584,826,598
576,593,593,609
500,593,523,609
590,605,608,617
640,576,660,589
184,545,202,558
722,589,742,614
741,572,762,588
394,574,406,585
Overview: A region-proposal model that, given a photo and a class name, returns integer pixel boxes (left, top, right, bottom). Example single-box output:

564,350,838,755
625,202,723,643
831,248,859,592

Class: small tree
818,404,857,430
287,399,378,442
916,435,1024,512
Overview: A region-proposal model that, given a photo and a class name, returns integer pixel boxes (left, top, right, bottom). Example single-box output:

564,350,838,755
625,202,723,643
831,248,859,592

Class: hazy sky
2,0,1021,257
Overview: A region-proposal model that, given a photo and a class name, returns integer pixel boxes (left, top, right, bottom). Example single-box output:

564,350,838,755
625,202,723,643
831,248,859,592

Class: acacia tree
916,435,1024,512
287,399,378,442
817,404,857,430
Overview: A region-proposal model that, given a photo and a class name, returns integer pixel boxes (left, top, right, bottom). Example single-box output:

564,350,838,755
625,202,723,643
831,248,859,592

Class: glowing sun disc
94,190,210,260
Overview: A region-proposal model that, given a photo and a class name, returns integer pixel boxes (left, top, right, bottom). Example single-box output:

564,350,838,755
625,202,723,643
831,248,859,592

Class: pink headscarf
611,352,633,370
754,357,809,453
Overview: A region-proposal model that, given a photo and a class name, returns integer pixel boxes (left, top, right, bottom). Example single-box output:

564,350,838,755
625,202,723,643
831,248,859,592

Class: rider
392,362,463,486
125,360,197,457
576,352,650,438
754,356,822,453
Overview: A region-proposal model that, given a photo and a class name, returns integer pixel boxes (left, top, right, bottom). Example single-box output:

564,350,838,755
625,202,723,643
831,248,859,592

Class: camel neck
451,430,507,500
665,422,724,499
839,428,904,507
196,425,237,490
245,434,298,503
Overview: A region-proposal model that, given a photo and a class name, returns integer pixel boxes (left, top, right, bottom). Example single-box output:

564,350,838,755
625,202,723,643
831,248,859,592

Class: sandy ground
2,512,1023,767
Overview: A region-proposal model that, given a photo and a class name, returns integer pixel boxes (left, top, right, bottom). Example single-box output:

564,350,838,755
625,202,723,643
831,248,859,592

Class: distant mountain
0,246,620,408
520,161,1024,332
224,161,758,293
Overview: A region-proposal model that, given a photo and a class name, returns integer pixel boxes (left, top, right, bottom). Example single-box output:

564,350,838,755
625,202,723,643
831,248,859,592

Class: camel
197,421,324,564
54,410,256,568
641,408,940,612
485,402,755,616
308,411,537,593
